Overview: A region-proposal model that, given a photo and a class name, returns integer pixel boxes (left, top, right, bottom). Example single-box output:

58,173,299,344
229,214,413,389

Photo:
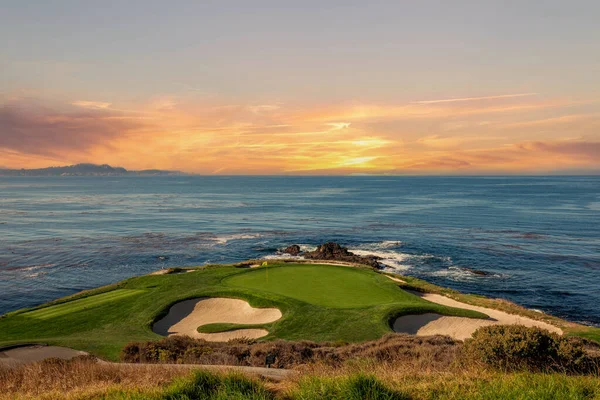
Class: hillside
0,163,184,176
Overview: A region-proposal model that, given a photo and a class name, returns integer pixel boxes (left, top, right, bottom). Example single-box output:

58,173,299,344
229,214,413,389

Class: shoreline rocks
284,242,382,268
282,245,301,256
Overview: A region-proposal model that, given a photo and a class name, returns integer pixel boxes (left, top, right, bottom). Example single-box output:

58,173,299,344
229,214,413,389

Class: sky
1,0,599,174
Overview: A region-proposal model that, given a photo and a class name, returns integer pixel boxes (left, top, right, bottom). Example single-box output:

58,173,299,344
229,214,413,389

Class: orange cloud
1,94,599,174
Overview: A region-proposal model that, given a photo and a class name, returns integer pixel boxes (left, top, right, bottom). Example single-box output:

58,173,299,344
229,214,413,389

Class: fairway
22,289,146,320
225,265,413,308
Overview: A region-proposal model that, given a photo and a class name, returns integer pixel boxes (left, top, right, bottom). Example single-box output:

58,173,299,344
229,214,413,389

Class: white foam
210,233,263,245
21,263,56,271
428,266,504,282
350,249,412,271
298,244,317,252
262,254,305,260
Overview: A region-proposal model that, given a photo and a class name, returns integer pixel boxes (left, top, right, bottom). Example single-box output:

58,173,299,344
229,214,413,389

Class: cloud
411,93,538,105
0,99,144,157
398,139,600,173
1,94,598,175
71,100,112,109
516,140,600,161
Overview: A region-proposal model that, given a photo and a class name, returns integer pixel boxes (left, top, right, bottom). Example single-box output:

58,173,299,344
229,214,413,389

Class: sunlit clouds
1,92,599,174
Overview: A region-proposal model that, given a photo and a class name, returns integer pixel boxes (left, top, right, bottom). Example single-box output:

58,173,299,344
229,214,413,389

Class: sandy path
0,345,88,367
387,277,562,340
153,298,282,341
0,346,294,380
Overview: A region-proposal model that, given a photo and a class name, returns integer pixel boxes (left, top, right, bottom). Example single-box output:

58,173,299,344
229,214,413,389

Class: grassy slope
388,272,600,343
0,263,485,360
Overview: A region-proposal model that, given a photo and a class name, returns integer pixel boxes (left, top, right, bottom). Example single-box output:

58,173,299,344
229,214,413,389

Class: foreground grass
2,359,599,400
0,263,485,360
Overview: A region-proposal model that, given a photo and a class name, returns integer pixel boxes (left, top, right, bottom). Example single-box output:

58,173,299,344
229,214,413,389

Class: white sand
153,298,282,341
387,277,562,340
0,345,88,367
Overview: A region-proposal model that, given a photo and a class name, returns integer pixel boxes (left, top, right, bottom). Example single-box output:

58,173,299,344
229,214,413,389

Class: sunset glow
1,2,599,175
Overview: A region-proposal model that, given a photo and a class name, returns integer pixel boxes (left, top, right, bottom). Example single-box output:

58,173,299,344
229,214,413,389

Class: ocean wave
359,240,403,249
262,254,305,261
427,266,505,282
350,249,412,271
24,271,47,278
211,233,263,245
4,263,56,272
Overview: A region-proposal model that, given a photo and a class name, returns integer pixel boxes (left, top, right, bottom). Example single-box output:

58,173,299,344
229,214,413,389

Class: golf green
226,265,418,308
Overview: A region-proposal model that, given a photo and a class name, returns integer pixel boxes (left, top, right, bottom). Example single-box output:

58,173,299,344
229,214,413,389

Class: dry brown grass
2,354,599,400
0,356,191,400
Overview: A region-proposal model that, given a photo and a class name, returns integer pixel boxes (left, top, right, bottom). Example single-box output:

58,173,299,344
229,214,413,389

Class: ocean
1,176,598,326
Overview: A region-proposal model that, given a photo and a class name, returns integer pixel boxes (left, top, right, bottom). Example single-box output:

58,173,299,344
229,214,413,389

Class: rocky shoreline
282,242,382,268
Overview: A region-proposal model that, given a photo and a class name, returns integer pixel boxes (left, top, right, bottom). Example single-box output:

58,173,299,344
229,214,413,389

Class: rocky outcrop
302,242,381,268
459,267,493,276
282,245,301,256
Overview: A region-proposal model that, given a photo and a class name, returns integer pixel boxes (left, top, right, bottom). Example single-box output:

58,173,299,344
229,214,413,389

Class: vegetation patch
462,325,600,374
121,333,460,368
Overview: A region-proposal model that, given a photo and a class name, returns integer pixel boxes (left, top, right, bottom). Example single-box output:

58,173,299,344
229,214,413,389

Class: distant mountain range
0,164,185,177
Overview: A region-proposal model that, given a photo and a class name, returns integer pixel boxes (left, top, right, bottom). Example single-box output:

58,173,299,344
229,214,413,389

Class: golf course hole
152,298,282,341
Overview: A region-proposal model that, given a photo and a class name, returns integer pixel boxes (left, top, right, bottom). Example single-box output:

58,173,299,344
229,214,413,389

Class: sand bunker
153,298,282,341
392,290,562,340
0,345,88,367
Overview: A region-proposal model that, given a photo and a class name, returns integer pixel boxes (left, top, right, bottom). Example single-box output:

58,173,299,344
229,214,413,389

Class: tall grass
2,357,599,399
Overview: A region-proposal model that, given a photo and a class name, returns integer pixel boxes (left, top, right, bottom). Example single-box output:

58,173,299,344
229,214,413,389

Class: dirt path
0,345,87,367
0,345,295,380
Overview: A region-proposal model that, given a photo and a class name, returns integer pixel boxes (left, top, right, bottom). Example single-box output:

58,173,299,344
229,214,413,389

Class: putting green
226,265,414,308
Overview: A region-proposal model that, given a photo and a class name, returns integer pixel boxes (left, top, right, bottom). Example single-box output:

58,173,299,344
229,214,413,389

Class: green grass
227,265,413,308
0,263,486,360
197,323,267,334
292,373,600,400
23,289,146,320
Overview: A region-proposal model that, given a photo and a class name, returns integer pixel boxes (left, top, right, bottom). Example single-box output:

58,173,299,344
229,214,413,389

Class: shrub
121,333,460,369
463,325,597,373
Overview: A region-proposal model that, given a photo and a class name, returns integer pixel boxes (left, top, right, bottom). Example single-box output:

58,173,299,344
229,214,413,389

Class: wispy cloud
411,93,538,105
71,100,112,110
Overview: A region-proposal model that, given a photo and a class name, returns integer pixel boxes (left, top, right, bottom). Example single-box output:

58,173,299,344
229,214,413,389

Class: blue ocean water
0,176,599,326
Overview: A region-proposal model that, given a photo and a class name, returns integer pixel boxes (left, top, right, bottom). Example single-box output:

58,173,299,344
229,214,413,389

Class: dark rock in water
303,242,381,268
461,267,492,276
282,244,301,256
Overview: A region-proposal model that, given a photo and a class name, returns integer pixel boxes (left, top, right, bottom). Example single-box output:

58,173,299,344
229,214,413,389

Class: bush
121,334,460,369
463,325,597,373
